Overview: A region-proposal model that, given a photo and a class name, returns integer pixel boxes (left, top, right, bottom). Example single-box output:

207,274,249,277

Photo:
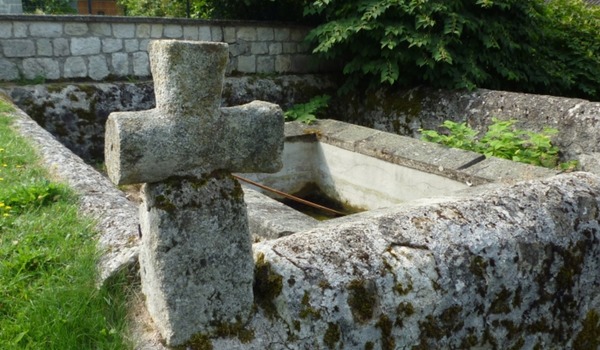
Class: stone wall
0,15,324,81
330,87,600,173
0,0,22,14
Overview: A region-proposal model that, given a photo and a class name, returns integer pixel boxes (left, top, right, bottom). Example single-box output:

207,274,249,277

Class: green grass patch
0,101,132,349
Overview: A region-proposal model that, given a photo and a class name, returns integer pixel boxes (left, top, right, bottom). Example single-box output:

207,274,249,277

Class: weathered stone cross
104,40,284,346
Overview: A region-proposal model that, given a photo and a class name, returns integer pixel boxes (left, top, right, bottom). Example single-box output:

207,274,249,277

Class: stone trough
1,40,599,349
243,119,558,242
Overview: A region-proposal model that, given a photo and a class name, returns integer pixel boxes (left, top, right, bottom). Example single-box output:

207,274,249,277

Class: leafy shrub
207,0,307,21
305,0,600,100
420,119,577,170
22,0,76,14
118,0,309,20
284,94,331,124
538,0,600,98
118,0,199,17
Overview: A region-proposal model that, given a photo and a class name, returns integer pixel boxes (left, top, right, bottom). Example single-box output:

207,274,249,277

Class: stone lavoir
103,40,600,349
3,37,599,348
104,40,284,346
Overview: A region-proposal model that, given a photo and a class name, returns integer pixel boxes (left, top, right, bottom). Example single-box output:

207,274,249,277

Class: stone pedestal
139,174,254,345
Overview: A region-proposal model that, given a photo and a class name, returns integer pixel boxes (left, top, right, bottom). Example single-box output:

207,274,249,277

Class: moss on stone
489,287,512,314
376,314,395,350
395,301,415,327
362,88,423,135
459,331,478,348
439,306,463,329
512,285,522,308
76,83,100,95
394,281,413,295
364,341,374,350
573,310,600,350
253,252,283,319
397,301,415,317
556,240,587,293
499,320,519,341
469,255,488,279
178,332,213,350
154,194,177,213
211,318,255,344
299,290,321,319
46,83,67,94
415,306,465,348
526,318,551,334
413,315,441,350
323,322,341,349
509,337,525,350
319,279,331,289
347,279,376,323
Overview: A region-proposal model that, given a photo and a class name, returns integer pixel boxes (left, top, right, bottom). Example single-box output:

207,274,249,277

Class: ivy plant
420,119,577,170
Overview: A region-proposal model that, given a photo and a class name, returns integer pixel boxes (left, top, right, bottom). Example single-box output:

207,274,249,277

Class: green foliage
539,0,600,98
305,0,600,100
118,0,209,17
0,105,131,349
118,0,308,20
284,94,331,124
22,0,76,14
420,119,577,170
206,0,308,21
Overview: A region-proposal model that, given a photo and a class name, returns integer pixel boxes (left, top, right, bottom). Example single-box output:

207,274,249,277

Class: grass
0,100,132,349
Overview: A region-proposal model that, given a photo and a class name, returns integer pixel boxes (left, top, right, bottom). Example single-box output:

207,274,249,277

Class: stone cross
104,40,284,346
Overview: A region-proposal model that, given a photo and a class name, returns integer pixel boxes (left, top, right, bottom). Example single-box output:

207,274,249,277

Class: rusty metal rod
233,174,346,217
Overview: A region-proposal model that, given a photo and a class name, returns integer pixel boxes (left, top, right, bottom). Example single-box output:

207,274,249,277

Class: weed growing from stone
420,118,578,170
284,94,331,124
0,105,132,349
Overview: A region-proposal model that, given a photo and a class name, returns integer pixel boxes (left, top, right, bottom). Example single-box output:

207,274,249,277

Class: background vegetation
22,0,76,14
305,0,600,99
26,0,600,101
116,0,308,20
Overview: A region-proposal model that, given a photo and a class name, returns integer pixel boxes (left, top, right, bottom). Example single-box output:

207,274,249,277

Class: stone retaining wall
0,0,22,14
0,15,324,81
